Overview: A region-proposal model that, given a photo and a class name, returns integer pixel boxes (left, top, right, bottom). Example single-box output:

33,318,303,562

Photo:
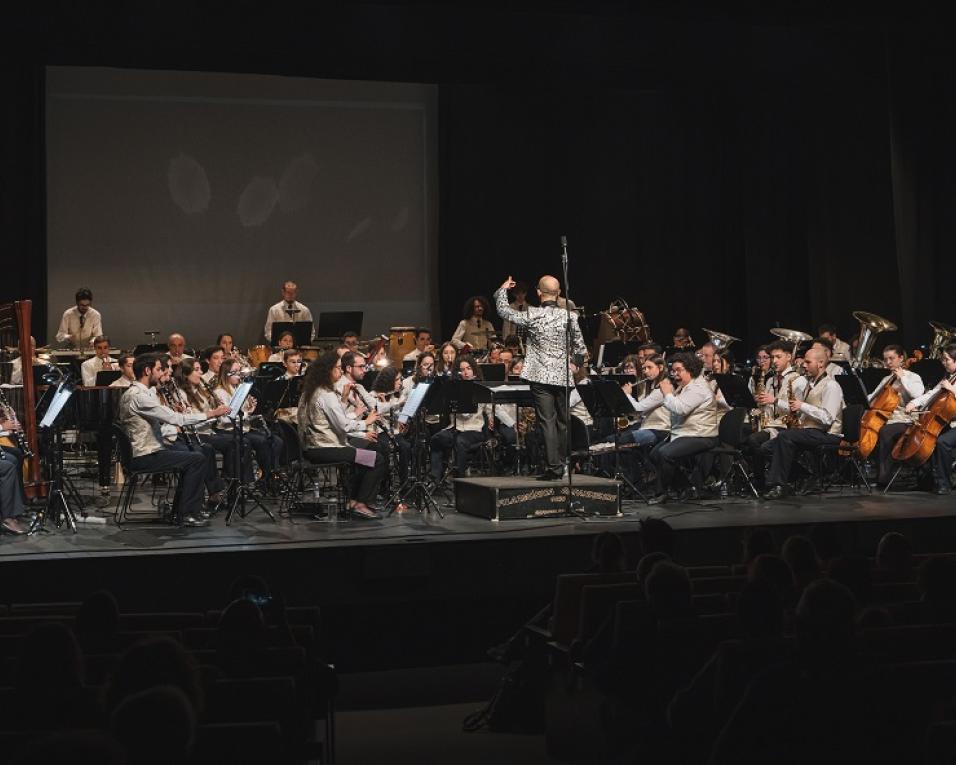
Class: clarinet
0,386,33,458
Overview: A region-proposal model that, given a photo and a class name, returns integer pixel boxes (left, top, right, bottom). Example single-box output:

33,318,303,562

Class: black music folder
270,321,313,347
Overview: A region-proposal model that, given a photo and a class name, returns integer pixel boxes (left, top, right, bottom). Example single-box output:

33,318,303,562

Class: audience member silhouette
781,534,821,596
875,531,914,582
110,685,197,765
106,636,204,716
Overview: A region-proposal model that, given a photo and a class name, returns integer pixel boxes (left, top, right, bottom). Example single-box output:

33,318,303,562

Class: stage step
454,475,621,521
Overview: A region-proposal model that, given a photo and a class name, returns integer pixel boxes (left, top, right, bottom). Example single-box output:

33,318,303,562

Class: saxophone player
764,348,845,499
746,340,802,486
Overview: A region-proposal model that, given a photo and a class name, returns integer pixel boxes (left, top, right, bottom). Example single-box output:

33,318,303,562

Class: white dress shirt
264,300,315,342
631,385,672,433
570,379,593,427
793,373,845,434
909,376,956,427
109,376,132,389
832,338,851,362
81,355,118,387
55,306,103,347
867,369,925,425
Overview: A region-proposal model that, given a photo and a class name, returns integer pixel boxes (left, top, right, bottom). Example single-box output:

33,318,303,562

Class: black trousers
172,438,225,495
0,454,26,520
205,431,249,481
531,381,570,472
130,446,207,520
304,446,386,505
875,422,909,484
96,425,113,489
766,428,841,487
649,436,719,494
430,428,486,479
931,427,956,490
745,429,776,483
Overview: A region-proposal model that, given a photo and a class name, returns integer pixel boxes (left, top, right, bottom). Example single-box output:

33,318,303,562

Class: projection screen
46,66,438,350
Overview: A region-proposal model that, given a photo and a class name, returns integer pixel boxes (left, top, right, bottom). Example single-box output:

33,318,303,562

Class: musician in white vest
867,344,925,486
646,352,721,504
818,324,852,362
905,343,956,495
80,336,118,386
764,348,845,499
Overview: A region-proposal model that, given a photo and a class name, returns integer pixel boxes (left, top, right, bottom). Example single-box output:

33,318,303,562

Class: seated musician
637,343,664,365
167,334,192,366
336,352,379,420
620,355,672,449
904,343,956,495
509,356,525,379
748,345,772,395
451,296,496,352
747,340,802,485
435,343,458,377
9,337,38,386
430,356,493,481
818,324,852,362
503,334,523,356
499,348,514,375
200,345,226,384
501,282,529,341
80,336,118,387
172,357,246,486
55,287,102,349
0,425,29,534
110,354,136,388
217,333,250,373
402,351,436,399
698,341,717,374
280,349,304,380
117,353,230,526
672,327,695,350
764,348,846,499
372,366,411,481
269,349,305,427
869,343,925,487
267,332,295,363
647,352,721,504
341,331,360,354
618,355,641,377
403,328,434,362
811,337,846,377
212,358,283,490
298,352,385,519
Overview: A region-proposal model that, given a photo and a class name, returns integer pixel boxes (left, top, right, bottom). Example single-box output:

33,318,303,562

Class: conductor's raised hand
500,276,516,291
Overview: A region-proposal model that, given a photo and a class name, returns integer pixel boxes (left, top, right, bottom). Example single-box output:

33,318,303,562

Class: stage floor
2,474,954,562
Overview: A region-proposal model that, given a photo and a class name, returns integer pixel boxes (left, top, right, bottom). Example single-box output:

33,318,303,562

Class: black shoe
1,517,29,535
936,485,952,496
764,485,790,500
647,493,667,505
179,514,209,528
798,478,822,496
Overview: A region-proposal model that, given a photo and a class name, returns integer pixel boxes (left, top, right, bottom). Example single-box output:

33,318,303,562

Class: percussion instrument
248,345,271,367
600,300,651,344
389,327,417,365
299,345,321,362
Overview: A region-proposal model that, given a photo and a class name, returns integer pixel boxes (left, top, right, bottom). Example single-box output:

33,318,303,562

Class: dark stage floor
3,474,954,562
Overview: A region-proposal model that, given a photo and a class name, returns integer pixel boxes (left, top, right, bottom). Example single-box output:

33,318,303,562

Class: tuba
769,327,813,357
850,311,897,369
700,328,741,351
927,320,956,360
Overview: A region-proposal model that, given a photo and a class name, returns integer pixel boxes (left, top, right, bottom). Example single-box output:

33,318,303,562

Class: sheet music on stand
398,380,432,424
39,381,76,429
228,380,255,419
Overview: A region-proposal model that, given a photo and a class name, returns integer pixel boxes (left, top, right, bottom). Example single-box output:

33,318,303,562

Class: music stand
224,380,275,525
835,374,869,406
270,321,313,348
478,363,506,382
597,341,643,370
578,380,647,502
317,311,364,338
712,373,758,410
387,379,445,517
32,380,84,534
95,370,122,386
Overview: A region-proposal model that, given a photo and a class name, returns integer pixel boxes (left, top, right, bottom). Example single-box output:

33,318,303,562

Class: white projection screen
46,66,438,350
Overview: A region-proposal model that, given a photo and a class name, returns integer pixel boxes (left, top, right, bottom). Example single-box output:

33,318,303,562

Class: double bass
891,372,956,467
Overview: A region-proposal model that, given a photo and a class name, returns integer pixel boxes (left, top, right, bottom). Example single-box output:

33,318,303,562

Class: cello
856,375,900,460
891,372,956,467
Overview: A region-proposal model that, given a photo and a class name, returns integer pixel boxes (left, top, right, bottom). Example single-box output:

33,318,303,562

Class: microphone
560,235,568,265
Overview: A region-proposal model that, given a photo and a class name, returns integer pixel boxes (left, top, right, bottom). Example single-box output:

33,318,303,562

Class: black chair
276,422,351,521
112,425,184,527
817,403,871,493
706,407,759,499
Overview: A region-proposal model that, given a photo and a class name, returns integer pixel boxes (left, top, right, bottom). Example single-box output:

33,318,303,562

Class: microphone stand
561,236,587,520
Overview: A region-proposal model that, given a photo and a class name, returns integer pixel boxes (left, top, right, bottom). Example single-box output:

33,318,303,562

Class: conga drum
248,345,271,367
389,327,417,365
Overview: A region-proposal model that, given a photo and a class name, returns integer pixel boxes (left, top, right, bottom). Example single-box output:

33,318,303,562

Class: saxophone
781,374,802,429
751,368,769,431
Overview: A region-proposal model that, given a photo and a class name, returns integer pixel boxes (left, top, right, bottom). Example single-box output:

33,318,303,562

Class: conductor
495,275,587,480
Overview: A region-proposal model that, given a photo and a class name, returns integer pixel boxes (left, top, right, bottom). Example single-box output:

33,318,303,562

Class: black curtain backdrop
2,8,954,356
